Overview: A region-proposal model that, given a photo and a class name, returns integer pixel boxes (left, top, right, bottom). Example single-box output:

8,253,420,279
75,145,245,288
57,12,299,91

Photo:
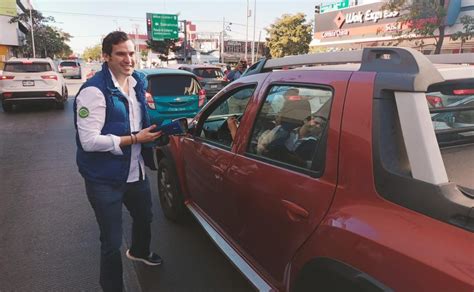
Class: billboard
0,0,17,17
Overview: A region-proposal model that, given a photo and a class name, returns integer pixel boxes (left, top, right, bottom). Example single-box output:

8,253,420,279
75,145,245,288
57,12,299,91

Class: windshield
60,61,79,67
193,68,224,78
149,75,201,96
4,62,52,73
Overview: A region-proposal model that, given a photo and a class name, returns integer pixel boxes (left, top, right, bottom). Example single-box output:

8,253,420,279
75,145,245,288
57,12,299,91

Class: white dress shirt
76,69,145,183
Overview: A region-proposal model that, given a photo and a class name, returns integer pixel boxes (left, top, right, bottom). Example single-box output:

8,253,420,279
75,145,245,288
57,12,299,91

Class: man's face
103,40,135,79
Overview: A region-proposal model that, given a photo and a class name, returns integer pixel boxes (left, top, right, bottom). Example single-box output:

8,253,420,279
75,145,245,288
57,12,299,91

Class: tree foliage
384,0,446,54
83,44,102,61
265,13,312,58
146,40,178,61
450,15,474,51
9,9,72,58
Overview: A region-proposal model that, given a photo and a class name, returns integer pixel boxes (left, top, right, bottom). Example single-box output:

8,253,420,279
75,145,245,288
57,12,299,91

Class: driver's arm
227,116,239,140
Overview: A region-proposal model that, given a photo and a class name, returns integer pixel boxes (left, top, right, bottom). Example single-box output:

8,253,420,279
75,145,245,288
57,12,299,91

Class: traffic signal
147,18,152,31
315,5,320,14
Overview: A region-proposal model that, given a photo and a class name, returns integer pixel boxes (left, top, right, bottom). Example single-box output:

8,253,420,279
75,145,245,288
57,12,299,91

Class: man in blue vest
74,31,163,292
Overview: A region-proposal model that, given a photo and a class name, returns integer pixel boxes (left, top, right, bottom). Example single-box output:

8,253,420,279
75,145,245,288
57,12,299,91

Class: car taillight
46,92,56,97
198,89,206,107
453,89,474,95
426,95,443,108
3,92,13,98
41,75,58,80
145,92,156,109
0,75,14,80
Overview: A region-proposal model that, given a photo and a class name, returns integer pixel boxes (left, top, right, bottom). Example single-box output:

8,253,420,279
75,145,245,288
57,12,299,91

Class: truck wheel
2,102,13,113
55,101,65,109
158,158,186,222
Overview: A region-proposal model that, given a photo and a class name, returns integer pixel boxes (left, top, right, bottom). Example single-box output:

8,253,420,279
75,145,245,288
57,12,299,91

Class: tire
157,158,186,222
55,101,65,109
2,102,13,113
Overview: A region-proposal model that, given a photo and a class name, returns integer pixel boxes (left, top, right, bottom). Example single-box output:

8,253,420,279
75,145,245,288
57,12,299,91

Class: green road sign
320,0,349,14
147,13,179,41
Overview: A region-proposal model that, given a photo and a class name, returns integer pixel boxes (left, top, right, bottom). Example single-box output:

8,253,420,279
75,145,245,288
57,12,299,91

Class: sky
33,0,331,54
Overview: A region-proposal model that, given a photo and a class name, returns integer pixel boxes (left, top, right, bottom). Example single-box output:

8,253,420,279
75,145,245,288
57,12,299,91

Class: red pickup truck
154,47,474,291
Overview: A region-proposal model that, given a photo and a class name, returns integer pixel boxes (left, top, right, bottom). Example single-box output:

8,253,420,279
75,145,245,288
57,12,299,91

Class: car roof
179,64,221,69
294,63,474,81
137,68,197,77
7,58,53,64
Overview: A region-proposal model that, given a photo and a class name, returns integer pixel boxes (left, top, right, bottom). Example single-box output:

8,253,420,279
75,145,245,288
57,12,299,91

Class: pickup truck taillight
41,75,58,80
198,89,206,107
3,92,13,98
0,75,14,80
145,92,156,109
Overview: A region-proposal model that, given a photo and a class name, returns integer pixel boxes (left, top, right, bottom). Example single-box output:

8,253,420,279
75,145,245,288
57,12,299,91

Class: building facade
311,0,474,54
0,0,31,69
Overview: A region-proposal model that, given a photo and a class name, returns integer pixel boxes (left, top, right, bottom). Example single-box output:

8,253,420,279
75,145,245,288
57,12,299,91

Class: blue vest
74,63,156,185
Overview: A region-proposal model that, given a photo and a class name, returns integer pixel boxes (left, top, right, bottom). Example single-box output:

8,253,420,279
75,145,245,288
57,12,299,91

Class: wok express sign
345,9,399,25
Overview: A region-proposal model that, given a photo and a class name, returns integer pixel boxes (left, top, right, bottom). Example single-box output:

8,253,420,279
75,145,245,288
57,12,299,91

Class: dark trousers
85,178,153,292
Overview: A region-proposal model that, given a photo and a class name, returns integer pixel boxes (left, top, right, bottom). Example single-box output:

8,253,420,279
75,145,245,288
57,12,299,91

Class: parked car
430,93,474,146
0,57,68,112
155,48,474,291
139,68,206,126
58,60,82,79
178,64,229,99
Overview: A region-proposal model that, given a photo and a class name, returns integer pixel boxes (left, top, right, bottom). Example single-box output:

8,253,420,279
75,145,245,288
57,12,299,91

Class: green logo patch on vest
78,107,89,118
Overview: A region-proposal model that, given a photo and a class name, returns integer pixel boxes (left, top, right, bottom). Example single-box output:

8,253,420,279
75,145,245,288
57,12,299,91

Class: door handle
281,199,309,222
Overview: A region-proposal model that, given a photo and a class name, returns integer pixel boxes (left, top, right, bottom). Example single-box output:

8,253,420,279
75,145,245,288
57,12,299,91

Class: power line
40,10,267,30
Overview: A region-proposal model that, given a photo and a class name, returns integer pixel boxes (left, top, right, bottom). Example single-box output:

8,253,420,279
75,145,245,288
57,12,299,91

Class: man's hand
136,125,163,143
227,116,239,140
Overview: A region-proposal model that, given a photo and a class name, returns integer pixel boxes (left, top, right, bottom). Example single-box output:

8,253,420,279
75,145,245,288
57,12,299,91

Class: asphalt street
0,74,254,292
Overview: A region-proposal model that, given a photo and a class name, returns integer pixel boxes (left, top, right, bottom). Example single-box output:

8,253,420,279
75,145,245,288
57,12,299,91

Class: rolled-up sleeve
76,87,123,155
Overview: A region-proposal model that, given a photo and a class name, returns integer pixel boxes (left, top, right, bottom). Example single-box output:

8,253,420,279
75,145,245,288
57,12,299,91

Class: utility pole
245,0,249,62
221,17,225,63
133,24,140,68
251,0,256,63
256,30,261,59
28,7,36,58
183,20,188,64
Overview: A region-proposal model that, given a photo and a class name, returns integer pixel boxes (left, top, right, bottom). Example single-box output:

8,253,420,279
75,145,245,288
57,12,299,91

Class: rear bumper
62,72,81,77
2,91,65,103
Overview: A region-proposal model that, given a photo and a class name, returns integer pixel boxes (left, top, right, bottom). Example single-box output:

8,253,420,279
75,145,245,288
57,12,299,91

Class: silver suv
0,57,68,112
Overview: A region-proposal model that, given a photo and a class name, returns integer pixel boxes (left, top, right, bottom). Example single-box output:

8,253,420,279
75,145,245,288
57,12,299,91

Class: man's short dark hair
102,31,130,56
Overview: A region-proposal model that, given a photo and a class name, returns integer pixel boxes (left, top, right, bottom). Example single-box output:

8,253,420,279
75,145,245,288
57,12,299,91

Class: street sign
320,0,350,14
147,13,179,41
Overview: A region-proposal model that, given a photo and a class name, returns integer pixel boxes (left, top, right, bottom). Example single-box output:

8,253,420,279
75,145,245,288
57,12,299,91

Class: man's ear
102,53,110,62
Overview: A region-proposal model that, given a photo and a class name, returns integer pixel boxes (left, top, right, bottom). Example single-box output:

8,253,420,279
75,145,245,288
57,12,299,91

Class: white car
0,57,68,112
58,60,82,79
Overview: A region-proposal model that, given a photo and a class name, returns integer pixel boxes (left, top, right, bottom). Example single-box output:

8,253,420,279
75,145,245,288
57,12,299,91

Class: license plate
22,80,35,86
210,85,218,89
